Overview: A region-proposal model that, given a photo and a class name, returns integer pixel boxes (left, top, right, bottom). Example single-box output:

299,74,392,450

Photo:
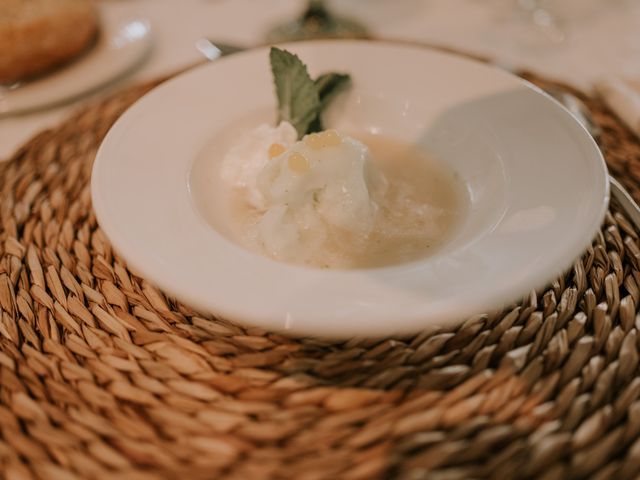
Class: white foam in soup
191,130,468,269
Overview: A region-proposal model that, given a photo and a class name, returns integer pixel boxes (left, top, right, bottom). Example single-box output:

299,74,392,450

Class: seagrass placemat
1,65,640,480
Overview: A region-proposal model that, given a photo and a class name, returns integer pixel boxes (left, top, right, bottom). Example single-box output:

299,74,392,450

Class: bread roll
0,0,99,84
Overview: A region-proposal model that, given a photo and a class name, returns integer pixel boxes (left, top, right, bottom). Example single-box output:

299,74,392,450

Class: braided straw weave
1,68,640,480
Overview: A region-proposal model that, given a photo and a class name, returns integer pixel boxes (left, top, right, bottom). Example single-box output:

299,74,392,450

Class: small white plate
0,16,152,116
92,41,608,337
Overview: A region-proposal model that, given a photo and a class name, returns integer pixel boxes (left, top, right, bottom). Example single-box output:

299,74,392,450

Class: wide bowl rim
91,39,609,337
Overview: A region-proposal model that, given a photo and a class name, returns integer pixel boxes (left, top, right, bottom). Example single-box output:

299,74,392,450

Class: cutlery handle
610,175,640,231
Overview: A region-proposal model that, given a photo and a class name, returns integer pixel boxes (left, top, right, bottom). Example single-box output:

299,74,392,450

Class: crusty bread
0,0,99,84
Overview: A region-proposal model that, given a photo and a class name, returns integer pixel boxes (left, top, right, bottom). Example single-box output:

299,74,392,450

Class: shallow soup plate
91,40,608,337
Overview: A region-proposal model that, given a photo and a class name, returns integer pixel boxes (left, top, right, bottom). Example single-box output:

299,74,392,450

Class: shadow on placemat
0,65,639,480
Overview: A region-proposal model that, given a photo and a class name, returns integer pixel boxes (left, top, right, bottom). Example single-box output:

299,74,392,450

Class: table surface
1,0,640,160
2,4,640,478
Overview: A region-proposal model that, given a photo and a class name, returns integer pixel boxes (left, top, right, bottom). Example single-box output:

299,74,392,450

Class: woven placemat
1,65,640,480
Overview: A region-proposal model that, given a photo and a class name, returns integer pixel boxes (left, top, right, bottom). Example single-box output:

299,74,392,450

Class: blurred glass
513,0,566,46
265,0,368,42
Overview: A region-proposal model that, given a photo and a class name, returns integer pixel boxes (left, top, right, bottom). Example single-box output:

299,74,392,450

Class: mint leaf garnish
314,72,351,109
309,73,351,133
270,47,320,139
270,48,352,139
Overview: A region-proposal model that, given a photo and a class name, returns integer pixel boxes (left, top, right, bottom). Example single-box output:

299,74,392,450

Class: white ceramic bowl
92,40,608,337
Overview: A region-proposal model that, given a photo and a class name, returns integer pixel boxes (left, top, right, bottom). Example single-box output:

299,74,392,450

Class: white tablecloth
2,0,639,160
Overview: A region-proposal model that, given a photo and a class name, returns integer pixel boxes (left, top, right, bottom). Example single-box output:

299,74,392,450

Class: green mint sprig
269,47,351,139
